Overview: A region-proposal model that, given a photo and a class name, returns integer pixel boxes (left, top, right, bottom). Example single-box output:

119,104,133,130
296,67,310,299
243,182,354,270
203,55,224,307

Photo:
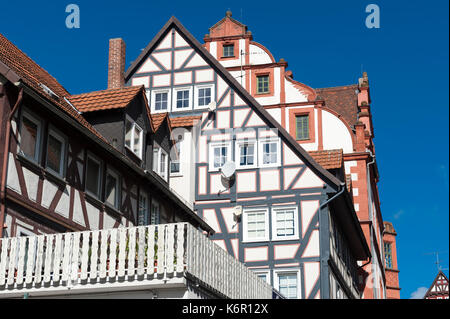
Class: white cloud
409,287,428,299
393,209,404,220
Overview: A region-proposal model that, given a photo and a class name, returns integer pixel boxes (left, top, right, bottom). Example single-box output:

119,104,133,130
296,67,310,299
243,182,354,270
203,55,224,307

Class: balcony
0,223,274,299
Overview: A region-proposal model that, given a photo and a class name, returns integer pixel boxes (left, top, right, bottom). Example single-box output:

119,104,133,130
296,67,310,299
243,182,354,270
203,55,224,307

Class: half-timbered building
125,16,371,299
424,271,449,299
0,31,276,299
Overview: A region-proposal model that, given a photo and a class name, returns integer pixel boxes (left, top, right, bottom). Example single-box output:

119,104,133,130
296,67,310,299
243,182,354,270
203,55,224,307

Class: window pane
105,172,118,208
86,157,100,196
170,140,181,173
138,195,148,226
257,75,269,94
279,274,297,299
198,88,211,106
21,116,39,159
213,146,227,168
47,134,63,174
125,120,133,148
223,45,234,57
239,144,254,166
160,152,167,177
262,142,277,164
133,126,142,155
152,148,159,172
177,90,189,108
155,92,168,110
296,115,309,140
151,202,160,225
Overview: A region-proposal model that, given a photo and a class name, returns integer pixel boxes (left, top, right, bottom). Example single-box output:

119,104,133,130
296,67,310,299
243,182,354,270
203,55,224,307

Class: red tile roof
170,115,202,128
308,149,343,170
68,86,143,113
315,85,359,127
0,32,105,141
150,113,168,132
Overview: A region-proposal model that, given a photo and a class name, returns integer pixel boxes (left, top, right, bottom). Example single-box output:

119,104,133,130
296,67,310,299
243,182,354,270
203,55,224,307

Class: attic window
223,44,234,57
125,116,143,159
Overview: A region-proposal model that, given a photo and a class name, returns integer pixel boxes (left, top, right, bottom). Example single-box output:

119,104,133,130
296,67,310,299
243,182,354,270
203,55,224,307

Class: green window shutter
295,115,309,140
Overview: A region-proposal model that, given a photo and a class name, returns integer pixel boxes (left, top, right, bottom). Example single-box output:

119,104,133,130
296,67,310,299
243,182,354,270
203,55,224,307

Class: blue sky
1,0,448,299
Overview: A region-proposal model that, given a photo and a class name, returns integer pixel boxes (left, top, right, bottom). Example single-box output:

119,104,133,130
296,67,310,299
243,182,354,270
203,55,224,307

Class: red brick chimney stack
108,38,126,90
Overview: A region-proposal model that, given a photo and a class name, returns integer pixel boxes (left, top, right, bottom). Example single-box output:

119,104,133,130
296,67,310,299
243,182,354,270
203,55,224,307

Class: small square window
176,90,190,109
259,139,280,167
295,115,309,140
223,44,234,57
155,92,168,111
125,117,143,159
236,140,257,168
278,273,298,299
198,87,211,106
243,208,269,242
256,75,270,94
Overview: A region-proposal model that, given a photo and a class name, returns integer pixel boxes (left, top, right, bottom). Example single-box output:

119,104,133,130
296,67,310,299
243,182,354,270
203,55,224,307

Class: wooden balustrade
0,223,273,299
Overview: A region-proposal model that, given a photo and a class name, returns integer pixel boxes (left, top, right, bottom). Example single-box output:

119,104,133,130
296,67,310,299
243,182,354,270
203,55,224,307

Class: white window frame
150,89,171,113
170,136,183,176
258,138,281,168
18,109,42,163
242,207,270,243
153,143,169,181
208,141,232,172
235,139,257,169
45,127,67,178
124,116,144,159
194,84,215,109
252,269,271,285
271,206,299,241
105,167,121,209
85,153,103,199
273,268,301,299
172,86,193,112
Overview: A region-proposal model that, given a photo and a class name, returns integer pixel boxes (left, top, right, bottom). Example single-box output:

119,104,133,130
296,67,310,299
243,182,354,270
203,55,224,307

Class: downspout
320,183,345,209
0,87,23,238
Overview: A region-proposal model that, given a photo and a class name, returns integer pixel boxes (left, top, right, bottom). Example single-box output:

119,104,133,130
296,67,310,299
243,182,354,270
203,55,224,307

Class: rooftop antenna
424,251,449,272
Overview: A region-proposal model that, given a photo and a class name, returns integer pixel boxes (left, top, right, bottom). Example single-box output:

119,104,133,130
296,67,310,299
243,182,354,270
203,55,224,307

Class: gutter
0,84,23,238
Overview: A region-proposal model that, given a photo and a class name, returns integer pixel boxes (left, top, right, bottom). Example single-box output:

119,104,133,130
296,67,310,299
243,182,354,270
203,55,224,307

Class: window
46,128,66,177
223,44,234,57
253,270,270,284
151,89,171,113
151,200,160,225
124,117,143,159
256,75,269,94
198,87,211,107
155,92,168,111
105,168,120,209
275,271,299,299
243,208,269,242
85,154,102,198
170,137,182,175
176,89,190,109
295,115,309,140
384,242,393,269
209,142,231,171
153,143,168,181
138,192,149,226
236,140,256,168
259,139,280,167
19,110,42,162
272,207,298,240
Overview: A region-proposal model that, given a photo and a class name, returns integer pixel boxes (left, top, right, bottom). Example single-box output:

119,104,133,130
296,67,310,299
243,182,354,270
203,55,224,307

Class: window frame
273,269,301,299
85,152,103,199
271,206,299,241
124,115,144,159
295,114,310,141
256,74,270,94
253,269,271,285
242,207,270,243
172,87,193,112
235,139,257,169
208,141,232,172
384,242,393,269
222,44,235,58
105,167,121,210
150,199,161,225
258,138,281,168
152,142,169,181
150,89,171,113
138,192,149,226
194,84,215,109
45,126,67,178
170,136,183,176
18,108,43,164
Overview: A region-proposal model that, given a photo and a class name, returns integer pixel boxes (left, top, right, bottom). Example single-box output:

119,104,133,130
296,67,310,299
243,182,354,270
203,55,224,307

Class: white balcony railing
0,223,273,299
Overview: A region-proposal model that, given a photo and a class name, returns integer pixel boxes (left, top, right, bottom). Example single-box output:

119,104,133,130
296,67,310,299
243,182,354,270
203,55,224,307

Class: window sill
16,153,44,176
44,169,67,188
104,203,122,217
242,238,270,244
84,191,103,209
170,173,183,177
271,236,300,242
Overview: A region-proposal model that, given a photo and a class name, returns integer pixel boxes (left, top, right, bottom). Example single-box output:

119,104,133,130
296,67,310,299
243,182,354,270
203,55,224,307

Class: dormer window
223,44,234,57
125,116,143,159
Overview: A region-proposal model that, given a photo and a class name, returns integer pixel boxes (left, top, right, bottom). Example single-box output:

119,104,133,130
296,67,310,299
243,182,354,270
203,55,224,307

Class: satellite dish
208,101,217,112
221,161,236,179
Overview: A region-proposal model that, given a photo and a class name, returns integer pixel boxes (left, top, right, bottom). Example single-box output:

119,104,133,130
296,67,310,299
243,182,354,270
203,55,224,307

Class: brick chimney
107,38,126,89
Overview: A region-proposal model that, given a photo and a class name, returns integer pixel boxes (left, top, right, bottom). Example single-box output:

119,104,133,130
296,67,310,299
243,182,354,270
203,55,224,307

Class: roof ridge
315,84,358,91
70,85,143,98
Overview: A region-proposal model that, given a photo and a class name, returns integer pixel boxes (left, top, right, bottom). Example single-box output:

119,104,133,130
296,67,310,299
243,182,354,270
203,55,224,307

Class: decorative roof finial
226,10,232,17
